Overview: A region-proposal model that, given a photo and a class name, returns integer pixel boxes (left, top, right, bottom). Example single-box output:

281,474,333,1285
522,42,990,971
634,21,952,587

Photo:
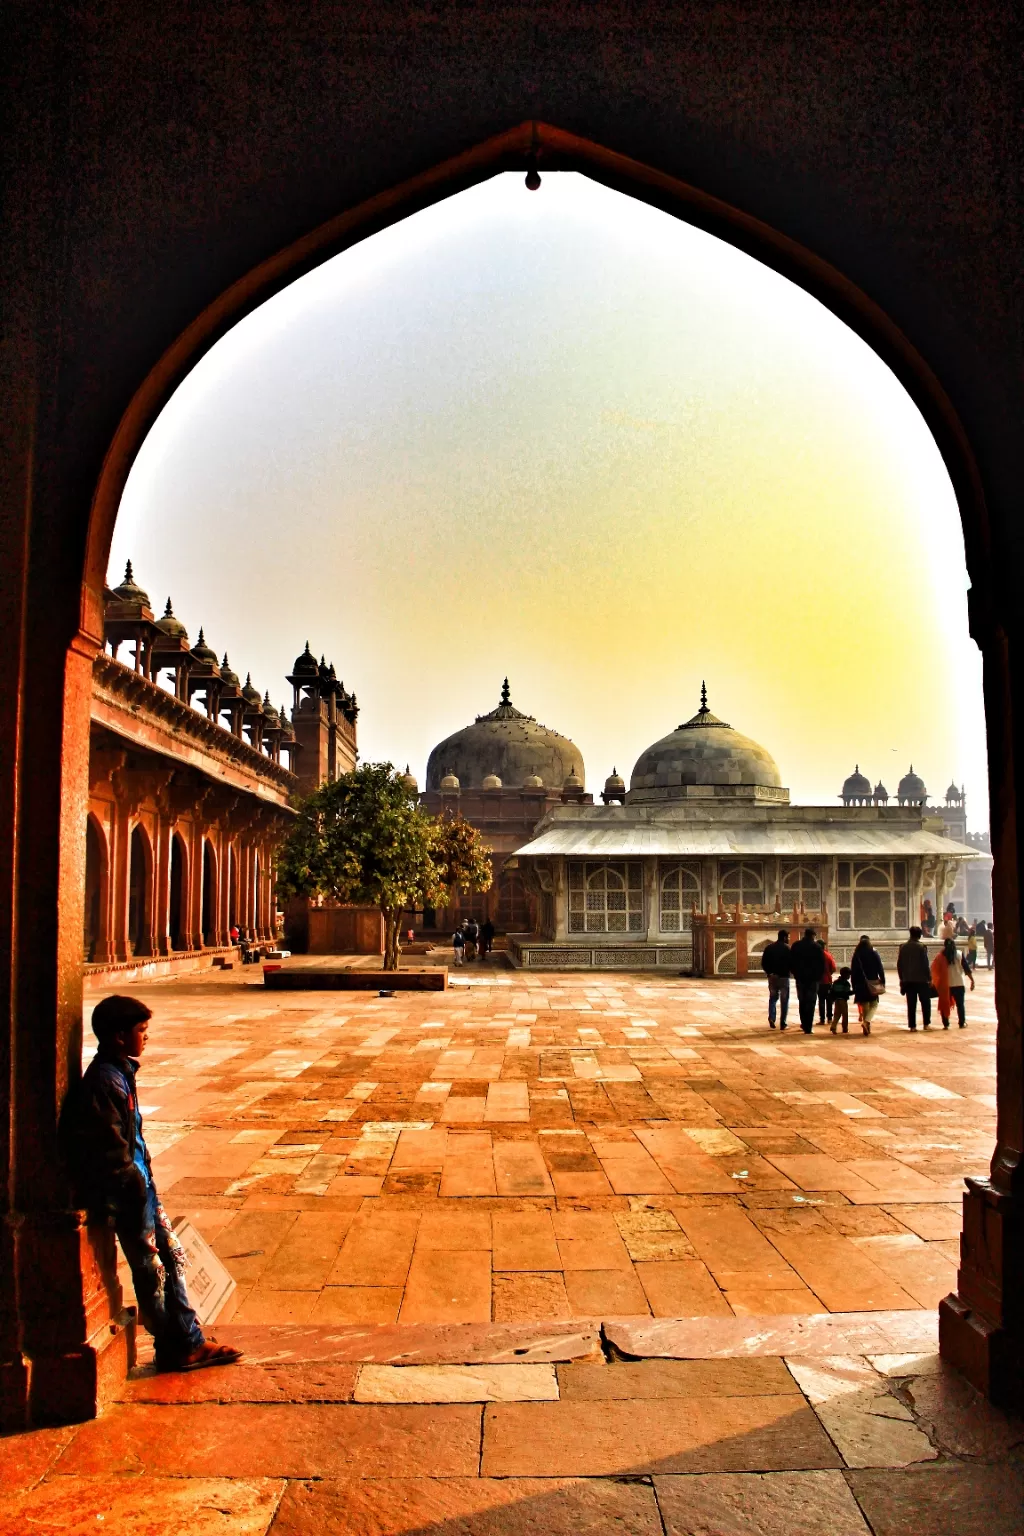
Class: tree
276,762,492,970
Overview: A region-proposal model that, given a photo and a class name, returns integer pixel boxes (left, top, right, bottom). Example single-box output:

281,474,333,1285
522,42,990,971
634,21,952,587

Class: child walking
829,966,854,1034
64,995,243,1373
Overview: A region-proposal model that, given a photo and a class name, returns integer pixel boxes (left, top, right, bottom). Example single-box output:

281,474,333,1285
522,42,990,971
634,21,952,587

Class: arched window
780,862,821,911
84,817,105,961
497,869,530,932
568,861,644,933
837,860,908,929
659,862,701,932
128,825,151,956
719,861,764,906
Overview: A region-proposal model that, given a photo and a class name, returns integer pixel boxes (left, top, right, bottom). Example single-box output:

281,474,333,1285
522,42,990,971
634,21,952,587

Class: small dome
897,765,927,804
426,679,583,792
291,641,318,676
242,672,262,708
874,781,889,800
604,767,626,792
219,653,240,689
156,597,188,642
278,706,295,741
261,693,280,727
946,781,963,801
399,764,419,793
482,773,503,790
440,771,461,791
563,766,583,789
631,685,782,802
191,627,219,668
842,764,872,801
112,559,150,609
523,772,545,789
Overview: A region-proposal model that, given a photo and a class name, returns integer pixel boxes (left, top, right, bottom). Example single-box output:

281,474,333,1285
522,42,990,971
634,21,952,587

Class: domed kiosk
510,683,977,975
629,685,785,803
419,681,588,937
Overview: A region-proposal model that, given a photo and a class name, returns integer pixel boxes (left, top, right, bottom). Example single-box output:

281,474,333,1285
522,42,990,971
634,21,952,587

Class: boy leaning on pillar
62,994,243,1373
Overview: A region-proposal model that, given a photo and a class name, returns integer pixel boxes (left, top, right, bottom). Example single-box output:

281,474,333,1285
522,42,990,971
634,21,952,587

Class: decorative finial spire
501,677,511,705
222,653,229,665
124,559,134,582
197,627,205,643
163,597,173,616
700,680,708,712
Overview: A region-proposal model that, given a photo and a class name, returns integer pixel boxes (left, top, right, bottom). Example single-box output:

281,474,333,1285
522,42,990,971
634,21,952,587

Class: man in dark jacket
760,929,792,1030
897,925,933,1030
788,927,827,1033
62,995,242,1373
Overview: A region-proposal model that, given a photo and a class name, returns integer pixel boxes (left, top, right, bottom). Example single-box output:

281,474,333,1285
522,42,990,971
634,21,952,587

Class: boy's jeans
767,974,789,1027
116,1184,204,1365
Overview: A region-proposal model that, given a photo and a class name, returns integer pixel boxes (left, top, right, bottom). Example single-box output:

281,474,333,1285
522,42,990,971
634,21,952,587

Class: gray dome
897,765,927,804
426,679,584,792
842,765,872,801
629,688,782,802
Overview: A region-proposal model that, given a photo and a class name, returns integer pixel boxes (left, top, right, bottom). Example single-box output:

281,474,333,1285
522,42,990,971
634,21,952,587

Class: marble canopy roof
514,822,978,860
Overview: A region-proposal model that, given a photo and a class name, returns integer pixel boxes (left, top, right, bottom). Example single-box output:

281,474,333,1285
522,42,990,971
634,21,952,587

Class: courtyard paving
4,962,1021,1533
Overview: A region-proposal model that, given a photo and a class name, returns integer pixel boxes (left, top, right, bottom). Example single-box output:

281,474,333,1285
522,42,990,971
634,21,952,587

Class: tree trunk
382,908,401,971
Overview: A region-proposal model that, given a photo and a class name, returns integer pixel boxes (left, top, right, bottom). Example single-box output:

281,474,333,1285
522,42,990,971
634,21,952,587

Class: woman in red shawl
930,937,974,1029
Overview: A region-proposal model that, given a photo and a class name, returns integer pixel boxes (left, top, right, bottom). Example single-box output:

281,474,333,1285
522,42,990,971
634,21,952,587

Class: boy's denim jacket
62,1048,152,1219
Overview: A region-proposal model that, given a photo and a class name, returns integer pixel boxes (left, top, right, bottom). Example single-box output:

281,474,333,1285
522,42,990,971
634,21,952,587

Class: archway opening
169,833,186,951
201,840,217,947
83,818,105,962
127,825,151,956
51,126,1014,1416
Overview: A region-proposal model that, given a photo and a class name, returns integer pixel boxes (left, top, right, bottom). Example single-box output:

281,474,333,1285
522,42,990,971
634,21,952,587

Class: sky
109,172,988,828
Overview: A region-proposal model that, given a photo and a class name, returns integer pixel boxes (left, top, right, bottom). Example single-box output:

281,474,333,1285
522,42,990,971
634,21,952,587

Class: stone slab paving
2,965,1014,1530
2,1332,1021,1532
82,962,997,1330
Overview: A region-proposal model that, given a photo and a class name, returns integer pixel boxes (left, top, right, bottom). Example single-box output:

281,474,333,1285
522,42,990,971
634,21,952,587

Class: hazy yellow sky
111,172,987,826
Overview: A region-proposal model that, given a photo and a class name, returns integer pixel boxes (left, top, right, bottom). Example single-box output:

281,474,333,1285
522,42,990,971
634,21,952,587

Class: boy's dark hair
91,994,152,1043
840,965,852,978
909,925,923,941
777,929,789,941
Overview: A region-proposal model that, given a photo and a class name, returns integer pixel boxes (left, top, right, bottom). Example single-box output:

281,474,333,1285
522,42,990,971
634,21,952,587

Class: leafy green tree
276,762,492,970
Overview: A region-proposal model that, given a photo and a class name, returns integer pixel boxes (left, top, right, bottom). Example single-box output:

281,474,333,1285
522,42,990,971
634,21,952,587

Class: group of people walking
761,923,977,1035
452,917,494,965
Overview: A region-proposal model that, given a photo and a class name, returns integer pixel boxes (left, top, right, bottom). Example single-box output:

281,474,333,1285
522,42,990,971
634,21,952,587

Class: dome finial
163,597,173,616
124,559,134,583
501,677,511,705
700,680,708,713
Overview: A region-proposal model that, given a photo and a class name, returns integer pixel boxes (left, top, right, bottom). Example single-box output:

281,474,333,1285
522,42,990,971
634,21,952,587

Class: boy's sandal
160,1342,244,1372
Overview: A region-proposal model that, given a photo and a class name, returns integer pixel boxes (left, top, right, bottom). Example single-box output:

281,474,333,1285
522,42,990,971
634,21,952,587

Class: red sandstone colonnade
84,769,280,964
2,109,1021,1428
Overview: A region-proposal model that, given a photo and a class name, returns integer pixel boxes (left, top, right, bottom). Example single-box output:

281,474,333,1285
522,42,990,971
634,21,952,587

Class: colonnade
86,747,284,964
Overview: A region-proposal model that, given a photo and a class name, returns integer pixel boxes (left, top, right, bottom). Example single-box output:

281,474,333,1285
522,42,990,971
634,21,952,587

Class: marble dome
426,679,584,792
629,687,783,802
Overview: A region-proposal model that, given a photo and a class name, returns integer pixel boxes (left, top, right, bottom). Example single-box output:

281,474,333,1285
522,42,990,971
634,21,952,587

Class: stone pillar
645,860,660,943
1,631,135,1431
939,617,1024,1408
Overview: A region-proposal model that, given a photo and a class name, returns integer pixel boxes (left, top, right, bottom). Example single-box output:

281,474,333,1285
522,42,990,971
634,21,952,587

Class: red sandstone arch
22,122,1018,1420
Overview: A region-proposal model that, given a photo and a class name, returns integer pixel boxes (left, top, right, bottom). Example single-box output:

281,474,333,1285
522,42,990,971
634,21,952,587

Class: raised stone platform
264,967,448,991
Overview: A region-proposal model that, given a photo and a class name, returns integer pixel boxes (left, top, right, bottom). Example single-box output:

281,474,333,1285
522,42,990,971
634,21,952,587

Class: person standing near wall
816,937,837,1025
897,925,933,1030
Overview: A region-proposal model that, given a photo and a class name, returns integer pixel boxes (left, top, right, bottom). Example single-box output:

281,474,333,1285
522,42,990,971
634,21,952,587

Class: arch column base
939,1178,1023,1410
0,1211,137,1430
